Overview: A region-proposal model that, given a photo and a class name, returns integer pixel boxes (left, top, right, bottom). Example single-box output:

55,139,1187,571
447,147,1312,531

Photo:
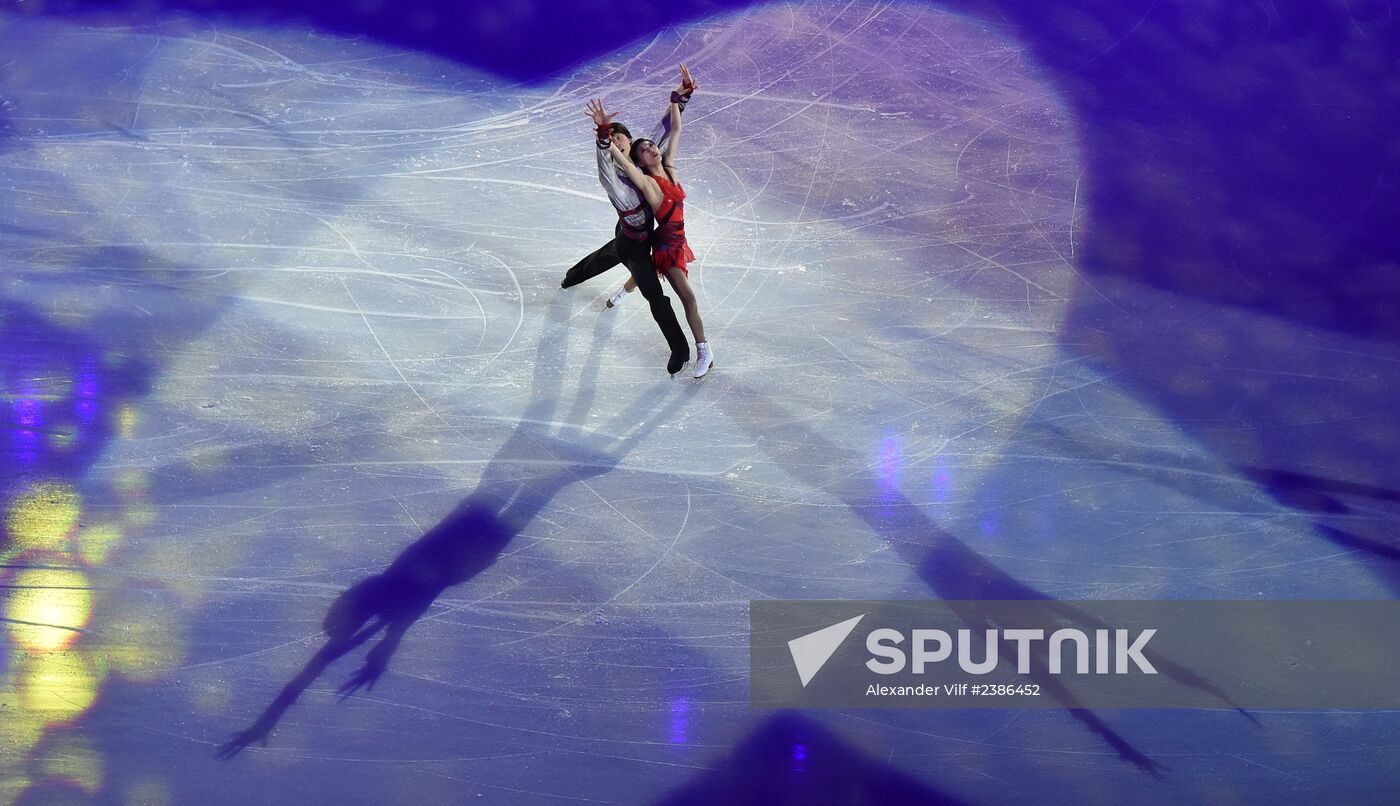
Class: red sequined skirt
652,228,695,275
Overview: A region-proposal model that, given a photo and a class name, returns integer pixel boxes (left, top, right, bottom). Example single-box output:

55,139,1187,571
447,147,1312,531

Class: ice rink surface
2,1,1398,803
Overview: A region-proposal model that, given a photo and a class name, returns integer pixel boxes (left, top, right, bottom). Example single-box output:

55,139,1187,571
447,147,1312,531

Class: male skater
562,68,695,375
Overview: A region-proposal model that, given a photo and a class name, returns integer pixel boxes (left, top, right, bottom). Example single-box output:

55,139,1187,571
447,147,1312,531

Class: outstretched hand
676,63,697,96
216,724,271,760
584,98,615,130
337,658,386,700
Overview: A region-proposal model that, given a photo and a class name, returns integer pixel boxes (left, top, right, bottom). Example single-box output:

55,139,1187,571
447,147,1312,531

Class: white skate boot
693,341,714,379
605,286,631,309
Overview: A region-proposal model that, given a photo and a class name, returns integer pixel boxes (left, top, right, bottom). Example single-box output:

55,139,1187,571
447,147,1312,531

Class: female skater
587,65,714,379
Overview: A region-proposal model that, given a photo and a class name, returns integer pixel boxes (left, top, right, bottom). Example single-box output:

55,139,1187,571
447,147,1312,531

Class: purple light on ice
76,364,100,399
76,399,97,426
931,458,952,502
791,740,809,778
14,397,41,428
877,432,902,490
668,697,691,745
74,363,100,426
12,399,41,466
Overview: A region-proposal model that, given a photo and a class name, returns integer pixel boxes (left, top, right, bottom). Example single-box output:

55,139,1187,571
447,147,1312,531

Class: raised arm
653,63,696,151
662,102,681,170
661,64,695,169
585,98,643,210
608,142,663,211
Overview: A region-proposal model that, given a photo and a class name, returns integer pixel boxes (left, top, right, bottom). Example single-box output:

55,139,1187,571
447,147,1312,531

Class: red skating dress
650,171,696,276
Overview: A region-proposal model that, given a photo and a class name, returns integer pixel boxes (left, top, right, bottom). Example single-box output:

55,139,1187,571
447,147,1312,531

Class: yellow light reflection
77,523,123,566
0,701,46,755
17,652,104,725
6,568,93,652
113,470,148,500
123,505,157,529
132,541,205,606
115,404,140,439
3,483,80,554
98,600,185,682
0,773,32,806
40,735,104,794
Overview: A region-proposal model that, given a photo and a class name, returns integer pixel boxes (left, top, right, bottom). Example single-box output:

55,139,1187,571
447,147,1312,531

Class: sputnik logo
788,614,865,687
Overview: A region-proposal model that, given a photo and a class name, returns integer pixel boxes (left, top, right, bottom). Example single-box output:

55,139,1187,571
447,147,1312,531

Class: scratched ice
1,3,1398,805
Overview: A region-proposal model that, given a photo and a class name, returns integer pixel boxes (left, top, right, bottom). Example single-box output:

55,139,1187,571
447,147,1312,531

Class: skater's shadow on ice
217,296,688,758
1238,466,1400,516
654,713,971,806
722,386,1256,780
1014,424,1400,598
1238,465,1400,595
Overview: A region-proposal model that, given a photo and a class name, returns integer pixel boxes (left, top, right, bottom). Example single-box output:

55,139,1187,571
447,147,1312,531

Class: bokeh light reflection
6,568,93,653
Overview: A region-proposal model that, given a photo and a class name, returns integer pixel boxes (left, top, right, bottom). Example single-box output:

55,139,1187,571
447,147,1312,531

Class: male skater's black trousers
560,236,622,290
561,227,689,361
